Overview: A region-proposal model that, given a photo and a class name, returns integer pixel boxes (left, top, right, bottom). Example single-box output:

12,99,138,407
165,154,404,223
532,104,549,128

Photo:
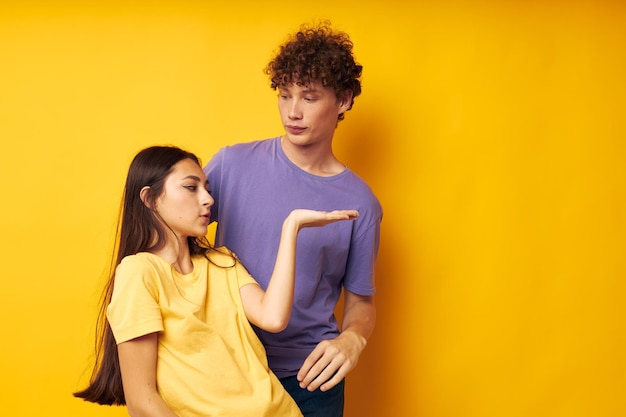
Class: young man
204,23,382,417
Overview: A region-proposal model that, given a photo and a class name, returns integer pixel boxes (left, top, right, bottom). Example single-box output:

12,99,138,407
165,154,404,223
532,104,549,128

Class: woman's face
153,158,213,239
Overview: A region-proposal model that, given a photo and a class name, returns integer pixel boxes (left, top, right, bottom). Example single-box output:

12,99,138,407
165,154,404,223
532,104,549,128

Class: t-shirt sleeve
234,258,257,289
107,256,164,344
343,205,382,296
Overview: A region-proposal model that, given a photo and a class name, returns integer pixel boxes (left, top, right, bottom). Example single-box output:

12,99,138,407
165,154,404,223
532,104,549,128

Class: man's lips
285,125,306,134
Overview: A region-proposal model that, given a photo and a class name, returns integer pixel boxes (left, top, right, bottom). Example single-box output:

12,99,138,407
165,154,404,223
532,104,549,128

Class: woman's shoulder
117,252,171,276
203,246,238,267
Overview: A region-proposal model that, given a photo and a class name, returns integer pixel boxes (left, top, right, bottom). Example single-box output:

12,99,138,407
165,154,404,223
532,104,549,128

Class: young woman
74,145,358,417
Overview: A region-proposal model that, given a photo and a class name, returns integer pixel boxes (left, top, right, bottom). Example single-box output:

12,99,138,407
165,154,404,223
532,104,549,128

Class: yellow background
1,1,624,416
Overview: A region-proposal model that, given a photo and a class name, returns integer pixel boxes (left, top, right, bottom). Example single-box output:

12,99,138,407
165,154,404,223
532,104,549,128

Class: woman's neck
151,238,193,274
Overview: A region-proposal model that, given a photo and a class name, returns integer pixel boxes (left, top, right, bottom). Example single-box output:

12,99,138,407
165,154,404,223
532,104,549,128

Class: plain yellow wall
1,1,624,416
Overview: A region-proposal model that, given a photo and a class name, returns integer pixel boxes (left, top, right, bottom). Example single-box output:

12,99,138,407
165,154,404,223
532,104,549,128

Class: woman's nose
202,190,214,206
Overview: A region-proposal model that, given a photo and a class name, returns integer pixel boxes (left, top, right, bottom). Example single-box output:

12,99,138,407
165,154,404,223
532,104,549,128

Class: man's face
277,82,350,148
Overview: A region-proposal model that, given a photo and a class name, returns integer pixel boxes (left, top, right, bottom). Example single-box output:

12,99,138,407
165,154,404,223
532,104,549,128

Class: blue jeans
280,375,345,417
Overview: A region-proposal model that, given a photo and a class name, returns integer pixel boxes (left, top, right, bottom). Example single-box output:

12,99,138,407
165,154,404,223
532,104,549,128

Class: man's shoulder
333,170,382,221
343,169,380,201
220,137,277,157
207,138,277,173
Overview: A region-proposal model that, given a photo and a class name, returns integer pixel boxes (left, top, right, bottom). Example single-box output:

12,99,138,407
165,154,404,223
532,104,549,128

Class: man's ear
338,91,353,113
140,186,152,209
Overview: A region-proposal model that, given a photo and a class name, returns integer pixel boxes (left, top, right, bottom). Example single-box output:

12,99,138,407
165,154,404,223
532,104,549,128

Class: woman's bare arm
240,209,358,332
118,333,179,417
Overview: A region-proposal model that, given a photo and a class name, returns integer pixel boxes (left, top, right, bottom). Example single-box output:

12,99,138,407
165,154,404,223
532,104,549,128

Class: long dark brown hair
73,146,215,405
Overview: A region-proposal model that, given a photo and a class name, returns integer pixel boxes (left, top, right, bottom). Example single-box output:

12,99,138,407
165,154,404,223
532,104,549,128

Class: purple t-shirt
204,137,382,377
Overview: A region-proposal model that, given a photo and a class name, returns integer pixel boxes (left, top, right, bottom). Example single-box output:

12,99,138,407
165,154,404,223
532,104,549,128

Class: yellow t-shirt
107,249,302,417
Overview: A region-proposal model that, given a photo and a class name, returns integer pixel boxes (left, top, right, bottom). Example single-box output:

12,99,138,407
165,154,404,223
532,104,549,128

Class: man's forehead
280,81,326,92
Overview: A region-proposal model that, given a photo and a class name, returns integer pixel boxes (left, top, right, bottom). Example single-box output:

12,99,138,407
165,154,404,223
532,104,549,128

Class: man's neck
280,136,346,177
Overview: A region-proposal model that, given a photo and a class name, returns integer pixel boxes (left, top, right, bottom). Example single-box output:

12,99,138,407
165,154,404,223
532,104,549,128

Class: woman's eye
184,185,197,191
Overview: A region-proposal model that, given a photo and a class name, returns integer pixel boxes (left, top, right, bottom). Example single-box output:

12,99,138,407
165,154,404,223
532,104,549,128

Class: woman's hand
286,209,359,230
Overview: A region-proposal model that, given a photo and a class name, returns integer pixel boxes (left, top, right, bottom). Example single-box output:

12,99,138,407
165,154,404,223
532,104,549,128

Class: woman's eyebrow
181,175,202,182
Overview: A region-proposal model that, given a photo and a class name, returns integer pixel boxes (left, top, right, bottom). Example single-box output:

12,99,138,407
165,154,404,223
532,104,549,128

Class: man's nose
288,101,302,120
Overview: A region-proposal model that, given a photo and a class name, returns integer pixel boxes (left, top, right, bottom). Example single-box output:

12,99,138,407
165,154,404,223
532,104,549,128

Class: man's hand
296,330,366,392
296,292,375,392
